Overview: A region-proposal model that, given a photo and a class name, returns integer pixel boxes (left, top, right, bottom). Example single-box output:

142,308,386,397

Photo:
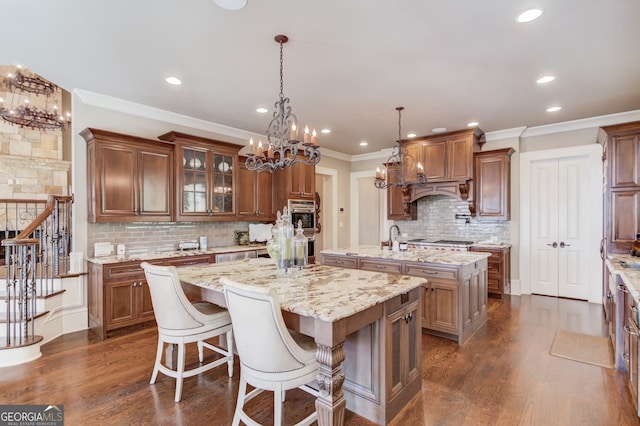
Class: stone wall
0,65,70,199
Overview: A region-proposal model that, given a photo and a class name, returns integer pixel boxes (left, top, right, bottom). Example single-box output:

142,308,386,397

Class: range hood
410,180,471,203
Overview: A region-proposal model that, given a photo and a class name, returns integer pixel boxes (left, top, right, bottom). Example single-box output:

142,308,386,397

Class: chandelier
0,67,69,130
244,35,321,173
374,107,427,189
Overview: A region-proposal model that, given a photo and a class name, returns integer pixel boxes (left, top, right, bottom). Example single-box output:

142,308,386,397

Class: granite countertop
606,253,640,300
87,244,266,265
471,241,512,249
178,257,425,323
321,245,490,266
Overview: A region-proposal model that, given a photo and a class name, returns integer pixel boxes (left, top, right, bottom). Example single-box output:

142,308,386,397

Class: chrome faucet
388,224,401,248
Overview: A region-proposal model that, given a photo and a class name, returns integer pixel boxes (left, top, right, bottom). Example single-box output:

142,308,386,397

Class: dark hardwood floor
0,295,638,425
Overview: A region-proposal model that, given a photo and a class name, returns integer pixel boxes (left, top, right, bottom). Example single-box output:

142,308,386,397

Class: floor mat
549,329,614,369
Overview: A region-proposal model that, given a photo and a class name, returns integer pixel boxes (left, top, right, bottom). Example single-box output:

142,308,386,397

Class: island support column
314,318,347,426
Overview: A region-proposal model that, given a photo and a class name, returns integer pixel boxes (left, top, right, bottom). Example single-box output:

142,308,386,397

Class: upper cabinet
81,128,174,223
473,148,514,220
274,157,316,210
416,128,485,182
600,121,640,254
237,156,276,221
158,131,239,221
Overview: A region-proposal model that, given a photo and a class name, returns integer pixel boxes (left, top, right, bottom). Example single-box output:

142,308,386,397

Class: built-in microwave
288,199,316,233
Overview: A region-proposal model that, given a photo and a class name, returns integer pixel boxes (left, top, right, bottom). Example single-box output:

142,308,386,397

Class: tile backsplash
393,195,511,243
88,221,258,257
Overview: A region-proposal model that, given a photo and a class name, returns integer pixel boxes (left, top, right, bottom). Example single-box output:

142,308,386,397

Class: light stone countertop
606,254,640,301
321,245,490,266
177,257,426,323
86,244,265,265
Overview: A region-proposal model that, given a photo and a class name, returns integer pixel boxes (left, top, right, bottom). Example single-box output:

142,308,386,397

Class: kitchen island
320,245,490,344
177,257,426,426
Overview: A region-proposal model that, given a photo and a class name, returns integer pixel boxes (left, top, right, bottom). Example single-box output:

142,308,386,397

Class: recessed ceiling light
467,121,479,127
320,129,331,134
165,76,182,86
407,133,416,138
517,9,542,23
256,107,268,114
546,106,562,112
213,0,247,11
537,75,555,84
432,127,447,133
360,141,368,146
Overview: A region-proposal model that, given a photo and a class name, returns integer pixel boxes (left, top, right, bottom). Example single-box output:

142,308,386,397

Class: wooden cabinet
600,121,640,254
81,128,174,223
386,163,417,221
474,148,514,220
88,260,160,340
416,128,484,182
621,282,640,414
158,131,239,221
236,157,275,221
470,245,511,298
322,253,488,345
384,288,420,409
274,157,316,209
87,254,215,340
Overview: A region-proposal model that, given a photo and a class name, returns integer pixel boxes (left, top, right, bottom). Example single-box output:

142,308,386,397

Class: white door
530,155,591,299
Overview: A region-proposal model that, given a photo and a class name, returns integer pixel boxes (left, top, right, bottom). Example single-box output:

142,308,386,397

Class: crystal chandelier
244,35,321,173
0,67,69,130
374,107,427,189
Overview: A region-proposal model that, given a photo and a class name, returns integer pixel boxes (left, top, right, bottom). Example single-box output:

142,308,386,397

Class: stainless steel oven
288,199,316,233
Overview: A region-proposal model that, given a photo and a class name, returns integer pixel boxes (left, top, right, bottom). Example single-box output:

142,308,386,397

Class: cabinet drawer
404,264,458,280
105,262,145,282
322,255,359,269
163,254,212,267
360,259,403,274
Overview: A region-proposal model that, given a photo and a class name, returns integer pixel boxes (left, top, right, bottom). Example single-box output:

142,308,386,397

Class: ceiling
2,0,640,156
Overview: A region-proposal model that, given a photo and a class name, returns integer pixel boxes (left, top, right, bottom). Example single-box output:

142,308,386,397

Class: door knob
560,242,571,248
547,242,558,248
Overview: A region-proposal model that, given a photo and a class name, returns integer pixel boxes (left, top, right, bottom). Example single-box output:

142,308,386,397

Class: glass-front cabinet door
176,144,236,220
182,148,208,214
212,153,234,214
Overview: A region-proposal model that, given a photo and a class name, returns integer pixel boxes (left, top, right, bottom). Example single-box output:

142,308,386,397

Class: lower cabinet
385,294,420,413
88,254,215,339
470,245,510,298
322,253,488,345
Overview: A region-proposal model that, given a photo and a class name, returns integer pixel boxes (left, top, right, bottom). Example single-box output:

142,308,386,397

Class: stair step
0,310,49,324
0,289,65,300
0,335,43,350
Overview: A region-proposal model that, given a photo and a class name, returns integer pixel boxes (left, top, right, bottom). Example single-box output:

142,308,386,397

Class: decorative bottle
278,207,294,271
293,219,308,269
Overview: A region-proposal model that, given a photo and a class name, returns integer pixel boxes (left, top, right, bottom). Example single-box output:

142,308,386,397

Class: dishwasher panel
215,250,257,263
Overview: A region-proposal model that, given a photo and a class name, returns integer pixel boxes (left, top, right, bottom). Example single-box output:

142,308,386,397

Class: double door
529,156,591,299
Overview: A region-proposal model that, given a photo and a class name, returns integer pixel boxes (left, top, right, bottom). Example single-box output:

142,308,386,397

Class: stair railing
1,195,74,347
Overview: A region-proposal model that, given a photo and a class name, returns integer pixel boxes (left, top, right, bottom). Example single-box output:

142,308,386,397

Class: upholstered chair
141,262,234,402
221,277,319,426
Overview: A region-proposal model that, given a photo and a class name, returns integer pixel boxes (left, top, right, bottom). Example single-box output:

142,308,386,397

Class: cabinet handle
404,312,414,323
373,265,387,270
334,260,344,264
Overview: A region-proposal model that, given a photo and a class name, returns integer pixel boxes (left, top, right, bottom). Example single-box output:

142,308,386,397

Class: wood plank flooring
0,295,638,425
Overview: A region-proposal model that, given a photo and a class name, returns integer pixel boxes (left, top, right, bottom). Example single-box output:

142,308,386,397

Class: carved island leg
315,342,346,426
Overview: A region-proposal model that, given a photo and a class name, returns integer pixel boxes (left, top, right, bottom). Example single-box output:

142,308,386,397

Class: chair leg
150,338,163,385
226,330,234,377
232,374,248,426
197,340,204,363
174,343,186,402
274,384,283,426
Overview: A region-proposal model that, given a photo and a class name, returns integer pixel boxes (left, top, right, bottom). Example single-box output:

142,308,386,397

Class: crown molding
521,109,640,138
74,88,348,161
485,127,527,141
